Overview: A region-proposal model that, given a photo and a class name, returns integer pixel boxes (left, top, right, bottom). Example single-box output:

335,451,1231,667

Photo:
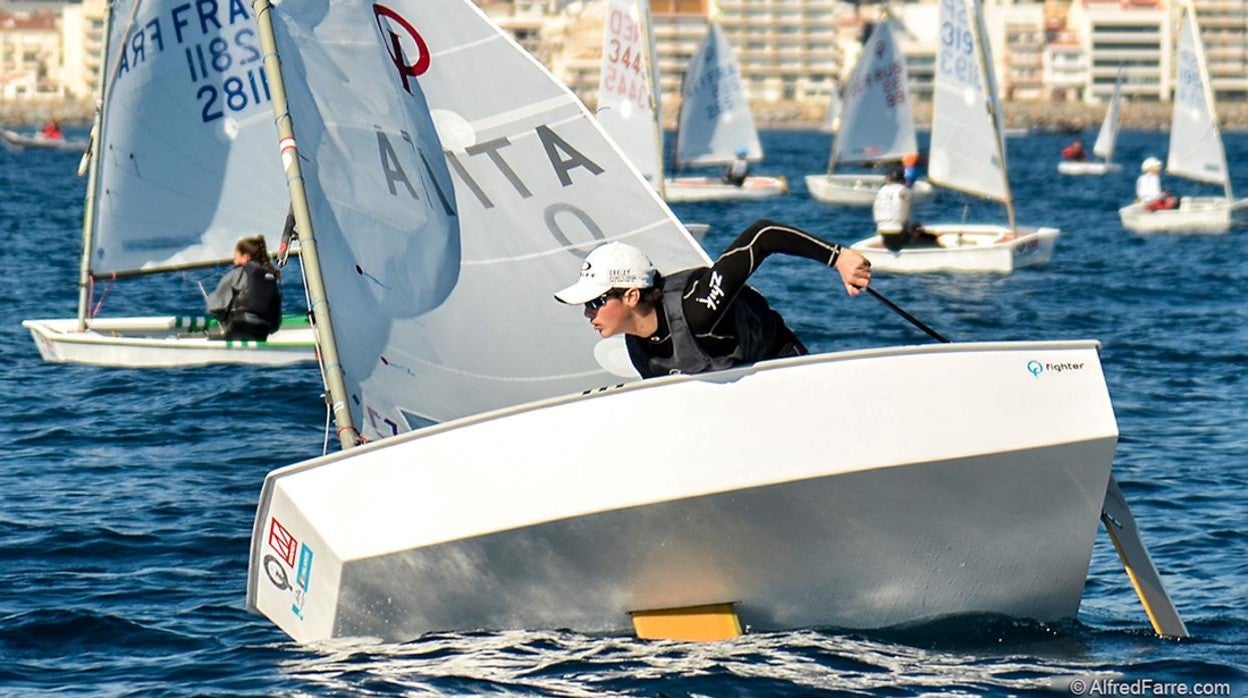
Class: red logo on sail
373,4,430,94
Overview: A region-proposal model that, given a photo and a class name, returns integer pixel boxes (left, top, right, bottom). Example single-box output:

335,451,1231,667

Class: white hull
248,341,1117,644
1057,161,1121,176
1,128,88,152
851,224,1059,274
1118,197,1247,234
805,174,934,206
23,316,317,367
663,175,788,203
685,222,710,241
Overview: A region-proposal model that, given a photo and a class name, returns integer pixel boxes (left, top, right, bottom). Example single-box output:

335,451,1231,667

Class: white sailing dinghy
664,23,787,203
818,81,842,134
0,128,88,152
596,0,706,239
805,19,933,206
22,0,315,367
1058,67,1124,176
851,0,1058,274
246,0,1184,644
1119,2,1248,234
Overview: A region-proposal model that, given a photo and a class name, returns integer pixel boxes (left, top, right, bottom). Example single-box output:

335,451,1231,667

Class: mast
75,0,117,330
252,0,359,449
825,91,838,177
636,0,666,199
968,0,1016,233
670,71,685,176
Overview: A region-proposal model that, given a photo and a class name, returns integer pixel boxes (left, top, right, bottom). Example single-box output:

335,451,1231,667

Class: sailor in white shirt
1136,157,1163,203
873,167,914,251
1135,156,1176,211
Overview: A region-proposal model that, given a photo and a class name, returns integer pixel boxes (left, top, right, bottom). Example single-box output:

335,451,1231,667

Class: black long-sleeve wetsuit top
631,219,843,368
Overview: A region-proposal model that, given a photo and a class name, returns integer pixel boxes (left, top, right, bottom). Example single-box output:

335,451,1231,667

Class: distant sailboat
1118,1,1247,234
818,81,842,134
0,128,88,152
244,0,1182,646
805,19,933,206
22,0,315,367
850,0,1058,273
596,0,707,238
1058,66,1124,176
664,23,787,202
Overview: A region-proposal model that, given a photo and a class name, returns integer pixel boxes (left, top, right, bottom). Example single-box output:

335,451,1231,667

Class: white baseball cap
1142,156,1162,172
554,242,656,304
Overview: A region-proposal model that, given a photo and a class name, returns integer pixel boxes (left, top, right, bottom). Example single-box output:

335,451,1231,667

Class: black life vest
230,262,282,333
625,268,797,378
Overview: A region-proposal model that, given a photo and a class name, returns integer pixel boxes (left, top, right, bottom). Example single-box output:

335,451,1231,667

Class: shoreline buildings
1,0,1244,110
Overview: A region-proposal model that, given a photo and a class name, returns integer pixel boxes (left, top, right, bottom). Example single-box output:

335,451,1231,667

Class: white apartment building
713,0,844,102
7,0,1248,109
650,0,709,101
1068,0,1171,103
1043,41,1088,102
1190,0,1248,99
58,0,105,99
990,1,1046,101
0,8,64,99
889,4,938,102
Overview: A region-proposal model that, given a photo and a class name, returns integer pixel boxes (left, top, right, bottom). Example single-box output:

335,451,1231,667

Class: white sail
820,82,842,133
270,0,708,437
831,21,917,168
1092,67,1123,163
1167,6,1228,189
91,0,288,275
597,0,661,188
928,0,1009,203
674,23,762,168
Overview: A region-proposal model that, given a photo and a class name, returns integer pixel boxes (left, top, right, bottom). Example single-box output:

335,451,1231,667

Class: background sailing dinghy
1119,2,1248,234
805,19,933,206
596,0,707,240
1057,67,1124,176
818,80,842,134
21,0,315,368
246,0,1183,645
0,128,88,152
851,0,1057,274
664,23,787,203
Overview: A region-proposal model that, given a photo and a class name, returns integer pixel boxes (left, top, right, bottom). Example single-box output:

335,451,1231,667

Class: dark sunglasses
584,289,624,312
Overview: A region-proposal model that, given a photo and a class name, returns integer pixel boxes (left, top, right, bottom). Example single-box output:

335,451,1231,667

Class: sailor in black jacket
206,236,283,341
554,219,872,377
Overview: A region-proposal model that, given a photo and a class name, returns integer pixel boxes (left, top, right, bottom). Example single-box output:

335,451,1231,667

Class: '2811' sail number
187,27,272,122
197,67,271,122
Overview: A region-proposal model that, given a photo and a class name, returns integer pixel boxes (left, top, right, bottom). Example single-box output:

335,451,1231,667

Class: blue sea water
1,129,1246,696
